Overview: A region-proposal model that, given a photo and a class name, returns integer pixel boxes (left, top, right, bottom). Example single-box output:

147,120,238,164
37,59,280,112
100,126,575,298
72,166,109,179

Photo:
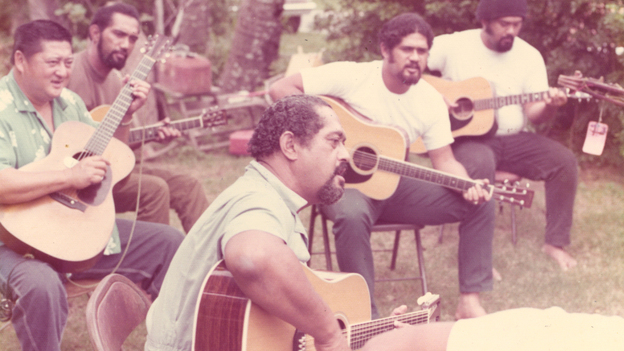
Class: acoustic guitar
0,36,172,273
89,105,228,144
410,74,592,154
319,96,534,207
193,260,440,351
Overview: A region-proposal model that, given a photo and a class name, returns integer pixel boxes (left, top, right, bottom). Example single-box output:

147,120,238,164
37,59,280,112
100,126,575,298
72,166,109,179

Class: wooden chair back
85,274,151,351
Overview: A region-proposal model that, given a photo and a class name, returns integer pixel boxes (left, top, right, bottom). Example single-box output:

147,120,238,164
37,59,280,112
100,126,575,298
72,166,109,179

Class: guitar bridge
50,192,87,212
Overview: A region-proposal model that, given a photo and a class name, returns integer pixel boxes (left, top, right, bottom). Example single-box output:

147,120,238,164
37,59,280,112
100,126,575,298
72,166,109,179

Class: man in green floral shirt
0,20,183,351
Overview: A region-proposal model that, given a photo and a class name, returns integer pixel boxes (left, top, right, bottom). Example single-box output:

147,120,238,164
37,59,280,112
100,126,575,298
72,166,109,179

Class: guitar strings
350,149,477,191
335,310,430,349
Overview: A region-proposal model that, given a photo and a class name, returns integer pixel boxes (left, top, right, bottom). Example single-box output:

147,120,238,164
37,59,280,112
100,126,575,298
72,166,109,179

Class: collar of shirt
247,159,308,214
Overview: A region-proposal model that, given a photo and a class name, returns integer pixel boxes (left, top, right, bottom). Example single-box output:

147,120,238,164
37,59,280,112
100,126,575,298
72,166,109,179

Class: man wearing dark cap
428,0,579,271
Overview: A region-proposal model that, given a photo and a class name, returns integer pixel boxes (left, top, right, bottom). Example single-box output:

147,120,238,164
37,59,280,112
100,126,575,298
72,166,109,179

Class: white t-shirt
428,29,549,135
301,60,453,151
447,307,624,351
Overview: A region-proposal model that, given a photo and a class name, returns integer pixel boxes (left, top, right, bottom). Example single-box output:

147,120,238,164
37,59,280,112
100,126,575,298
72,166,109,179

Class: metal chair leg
390,230,401,270
414,229,427,295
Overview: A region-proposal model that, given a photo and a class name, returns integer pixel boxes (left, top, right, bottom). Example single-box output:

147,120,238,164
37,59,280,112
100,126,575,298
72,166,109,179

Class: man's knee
140,175,170,204
11,261,67,307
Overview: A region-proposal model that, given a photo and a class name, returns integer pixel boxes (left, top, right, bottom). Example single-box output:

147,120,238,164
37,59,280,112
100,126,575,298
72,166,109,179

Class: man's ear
279,131,299,161
13,51,26,74
380,43,389,60
88,24,101,44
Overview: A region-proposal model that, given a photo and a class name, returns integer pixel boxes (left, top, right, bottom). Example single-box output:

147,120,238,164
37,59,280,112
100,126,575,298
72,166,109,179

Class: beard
388,52,421,86
98,40,128,70
400,65,421,85
485,25,515,52
317,162,348,205
495,35,514,52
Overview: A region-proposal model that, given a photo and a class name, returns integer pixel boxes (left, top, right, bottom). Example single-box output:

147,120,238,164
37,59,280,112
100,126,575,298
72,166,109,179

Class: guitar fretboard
83,55,156,155
128,116,203,143
353,150,492,193
348,310,430,349
474,91,547,111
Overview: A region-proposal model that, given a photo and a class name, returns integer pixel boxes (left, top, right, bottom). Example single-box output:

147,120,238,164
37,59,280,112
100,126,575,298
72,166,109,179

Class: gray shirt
145,160,310,351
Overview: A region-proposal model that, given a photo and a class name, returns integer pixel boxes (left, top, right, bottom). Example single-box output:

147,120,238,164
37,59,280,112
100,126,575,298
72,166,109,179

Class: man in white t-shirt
427,0,578,271
270,13,494,320
361,307,624,351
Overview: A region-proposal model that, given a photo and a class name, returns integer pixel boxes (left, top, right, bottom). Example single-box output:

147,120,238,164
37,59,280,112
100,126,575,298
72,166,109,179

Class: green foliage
52,0,238,81
318,0,624,167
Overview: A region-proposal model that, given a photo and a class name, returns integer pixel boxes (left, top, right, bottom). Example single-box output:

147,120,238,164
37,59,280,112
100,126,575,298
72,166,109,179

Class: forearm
0,168,73,204
225,232,346,348
525,88,566,124
361,322,455,351
269,73,305,101
429,147,471,179
525,100,555,124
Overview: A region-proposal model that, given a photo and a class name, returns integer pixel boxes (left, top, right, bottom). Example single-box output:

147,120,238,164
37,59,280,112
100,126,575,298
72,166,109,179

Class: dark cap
476,0,527,21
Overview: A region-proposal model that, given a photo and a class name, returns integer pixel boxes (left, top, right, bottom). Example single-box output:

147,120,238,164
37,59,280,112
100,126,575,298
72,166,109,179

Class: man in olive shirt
67,3,209,233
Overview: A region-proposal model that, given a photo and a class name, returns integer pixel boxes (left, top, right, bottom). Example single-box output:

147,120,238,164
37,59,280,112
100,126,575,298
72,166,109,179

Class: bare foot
542,244,578,271
455,292,487,320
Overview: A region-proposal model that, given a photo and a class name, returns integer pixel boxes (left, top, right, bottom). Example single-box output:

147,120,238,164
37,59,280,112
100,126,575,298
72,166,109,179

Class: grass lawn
1,144,622,350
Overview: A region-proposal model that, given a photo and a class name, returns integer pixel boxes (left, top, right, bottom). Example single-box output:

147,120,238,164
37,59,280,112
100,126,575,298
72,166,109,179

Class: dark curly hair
11,20,72,65
378,13,434,52
90,3,140,40
248,95,330,159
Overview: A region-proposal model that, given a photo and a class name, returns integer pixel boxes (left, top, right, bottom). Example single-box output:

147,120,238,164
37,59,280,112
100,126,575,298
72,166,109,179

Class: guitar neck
84,55,156,155
128,116,203,143
474,90,547,111
347,310,432,349
363,151,492,193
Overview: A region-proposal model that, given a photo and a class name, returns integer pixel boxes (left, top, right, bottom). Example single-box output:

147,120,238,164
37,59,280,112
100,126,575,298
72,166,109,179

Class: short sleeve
219,192,292,255
427,34,450,73
0,122,16,171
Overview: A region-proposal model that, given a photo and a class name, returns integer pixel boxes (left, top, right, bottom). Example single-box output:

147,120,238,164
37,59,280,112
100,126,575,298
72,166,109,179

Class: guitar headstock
199,106,228,128
141,34,173,62
558,74,624,106
417,292,441,322
493,180,534,208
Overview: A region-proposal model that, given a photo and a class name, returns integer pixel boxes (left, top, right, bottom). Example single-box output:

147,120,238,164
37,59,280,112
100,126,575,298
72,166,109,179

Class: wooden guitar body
193,261,371,351
0,35,171,272
319,96,408,200
317,96,535,207
0,121,135,272
410,75,494,154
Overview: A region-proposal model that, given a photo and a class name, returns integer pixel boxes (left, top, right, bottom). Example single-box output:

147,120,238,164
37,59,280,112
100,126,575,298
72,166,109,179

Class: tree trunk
175,0,211,54
218,0,284,93
12,0,67,33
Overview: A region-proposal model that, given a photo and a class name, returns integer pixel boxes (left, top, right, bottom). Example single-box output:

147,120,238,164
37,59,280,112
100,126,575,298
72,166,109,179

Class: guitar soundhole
452,97,474,120
352,146,377,172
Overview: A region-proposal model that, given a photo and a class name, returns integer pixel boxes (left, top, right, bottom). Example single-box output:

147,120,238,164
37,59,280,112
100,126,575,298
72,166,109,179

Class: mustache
334,162,349,176
405,63,420,70
110,49,128,58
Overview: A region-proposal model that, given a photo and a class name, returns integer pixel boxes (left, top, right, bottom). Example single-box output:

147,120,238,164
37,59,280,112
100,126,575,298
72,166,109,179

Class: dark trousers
0,219,184,351
323,141,496,318
453,132,578,247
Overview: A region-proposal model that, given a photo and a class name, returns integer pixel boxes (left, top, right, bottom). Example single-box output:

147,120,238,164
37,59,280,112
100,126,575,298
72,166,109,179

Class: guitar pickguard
77,164,112,206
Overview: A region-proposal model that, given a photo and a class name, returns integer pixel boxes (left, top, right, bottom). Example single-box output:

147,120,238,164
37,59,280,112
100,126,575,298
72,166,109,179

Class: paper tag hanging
582,121,608,155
